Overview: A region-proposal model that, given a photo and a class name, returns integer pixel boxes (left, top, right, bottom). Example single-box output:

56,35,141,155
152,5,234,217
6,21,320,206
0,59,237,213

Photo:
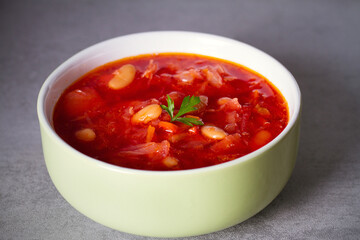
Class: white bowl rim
37,31,301,176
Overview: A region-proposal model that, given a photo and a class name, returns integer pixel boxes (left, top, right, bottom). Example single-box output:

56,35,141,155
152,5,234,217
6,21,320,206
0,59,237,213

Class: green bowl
37,31,301,237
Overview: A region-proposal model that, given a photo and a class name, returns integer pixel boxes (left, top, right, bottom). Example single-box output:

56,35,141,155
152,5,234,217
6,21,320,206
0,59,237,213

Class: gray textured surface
0,0,359,239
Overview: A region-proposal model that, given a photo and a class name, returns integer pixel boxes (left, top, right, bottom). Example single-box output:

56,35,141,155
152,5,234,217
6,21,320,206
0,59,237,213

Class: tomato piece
62,88,103,119
158,121,178,133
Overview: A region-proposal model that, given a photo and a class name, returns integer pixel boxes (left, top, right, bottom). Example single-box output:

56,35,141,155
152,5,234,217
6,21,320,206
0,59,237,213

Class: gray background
0,0,359,239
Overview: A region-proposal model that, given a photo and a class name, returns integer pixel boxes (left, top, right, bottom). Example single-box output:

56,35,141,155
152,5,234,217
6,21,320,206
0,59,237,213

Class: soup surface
53,53,288,170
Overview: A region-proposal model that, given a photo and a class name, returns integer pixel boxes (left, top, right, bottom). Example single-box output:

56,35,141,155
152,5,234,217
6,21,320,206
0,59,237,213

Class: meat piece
240,106,252,134
141,59,158,80
174,68,202,85
225,111,240,124
190,95,208,114
130,98,160,112
202,67,223,88
223,76,238,82
214,64,226,75
224,123,238,133
178,140,208,150
217,97,241,111
160,91,185,108
117,140,170,161
169,133,187,143
210,133,243,153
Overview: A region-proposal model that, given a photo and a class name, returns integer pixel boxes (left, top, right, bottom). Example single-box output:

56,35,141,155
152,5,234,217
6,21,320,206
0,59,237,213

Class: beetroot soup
53,53,288,171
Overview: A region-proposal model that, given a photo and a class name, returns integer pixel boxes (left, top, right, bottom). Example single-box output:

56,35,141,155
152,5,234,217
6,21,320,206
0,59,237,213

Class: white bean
163,156,179,168
108,64,136,90
201,125,227,140
131,104,162,124
75,128,96,142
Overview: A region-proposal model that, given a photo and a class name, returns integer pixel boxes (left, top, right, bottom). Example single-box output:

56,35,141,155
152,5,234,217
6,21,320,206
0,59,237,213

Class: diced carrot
146,125,155,142
185,115,201,120
158,121,178,133
250,90,260,104
255,104,271,117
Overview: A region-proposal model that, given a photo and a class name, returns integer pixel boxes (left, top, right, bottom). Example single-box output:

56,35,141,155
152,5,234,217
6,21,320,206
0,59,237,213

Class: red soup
53,53,288,171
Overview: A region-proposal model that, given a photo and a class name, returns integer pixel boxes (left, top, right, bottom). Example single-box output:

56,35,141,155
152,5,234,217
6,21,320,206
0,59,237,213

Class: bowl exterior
38,31,301,237
39,117,299,237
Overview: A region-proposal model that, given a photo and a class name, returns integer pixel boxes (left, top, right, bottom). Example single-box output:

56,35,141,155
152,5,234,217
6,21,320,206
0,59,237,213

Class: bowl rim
37,30,301,176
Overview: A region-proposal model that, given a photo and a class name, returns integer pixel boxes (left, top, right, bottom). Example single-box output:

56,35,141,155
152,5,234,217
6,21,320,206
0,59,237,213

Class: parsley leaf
161,95,174,118
175,117,204,126
160,95,204,126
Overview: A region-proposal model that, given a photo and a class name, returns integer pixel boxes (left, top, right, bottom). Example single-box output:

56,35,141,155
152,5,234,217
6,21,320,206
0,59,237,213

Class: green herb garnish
161,95,204,126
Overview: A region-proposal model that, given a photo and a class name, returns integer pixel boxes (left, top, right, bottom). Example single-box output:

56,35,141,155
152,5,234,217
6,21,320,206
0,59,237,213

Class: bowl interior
39,31,300,167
